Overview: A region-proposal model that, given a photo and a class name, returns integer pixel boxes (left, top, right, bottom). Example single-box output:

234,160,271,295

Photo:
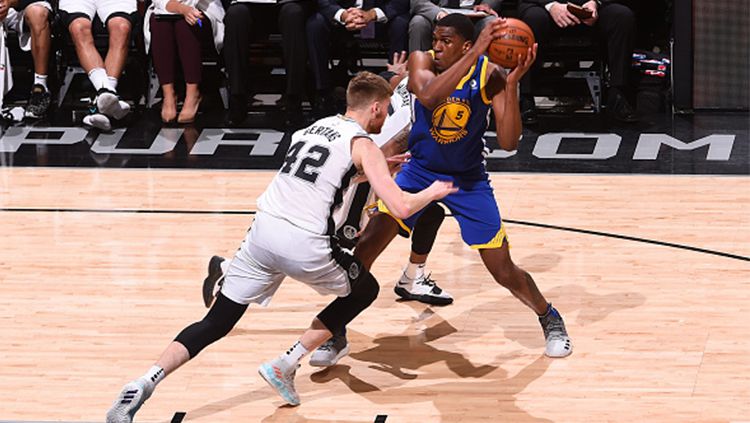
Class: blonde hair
346,71,394,110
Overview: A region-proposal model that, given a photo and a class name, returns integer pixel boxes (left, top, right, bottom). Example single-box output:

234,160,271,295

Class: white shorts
221,212,353,306
59,0,136,25
3,2,53,52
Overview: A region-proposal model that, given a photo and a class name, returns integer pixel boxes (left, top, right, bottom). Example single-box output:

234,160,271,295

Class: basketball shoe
83,112,111,131
258,358,301,406
106,378,153,423
394,271,453,305
202,255,227,307
96,88,130,120
309,333,350,367
539,304,573,358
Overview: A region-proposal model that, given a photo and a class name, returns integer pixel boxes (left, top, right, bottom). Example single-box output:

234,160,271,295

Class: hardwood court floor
1,167,749,423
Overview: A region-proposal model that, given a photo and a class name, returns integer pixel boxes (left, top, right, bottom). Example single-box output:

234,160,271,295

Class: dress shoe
228,94,248,126
520,95,538,125
607,88,639,123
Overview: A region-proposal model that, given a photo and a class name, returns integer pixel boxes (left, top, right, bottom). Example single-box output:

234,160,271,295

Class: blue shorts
378,161,508,249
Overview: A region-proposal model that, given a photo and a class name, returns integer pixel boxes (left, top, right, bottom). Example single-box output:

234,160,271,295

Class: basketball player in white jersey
105,72,457,420
200,64,455,367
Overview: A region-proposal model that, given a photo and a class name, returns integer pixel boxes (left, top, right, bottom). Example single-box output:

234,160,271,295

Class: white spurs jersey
257,115,370,236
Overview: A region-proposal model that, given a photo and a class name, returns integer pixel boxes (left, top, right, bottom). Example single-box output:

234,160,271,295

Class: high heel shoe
177,95,202,124
161,95,178,123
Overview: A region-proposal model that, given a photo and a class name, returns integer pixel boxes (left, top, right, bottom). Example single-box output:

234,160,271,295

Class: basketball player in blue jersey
356,13,573,358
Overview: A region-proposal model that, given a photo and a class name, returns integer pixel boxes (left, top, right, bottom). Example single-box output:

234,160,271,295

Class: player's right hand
428,180,458,200
474,18,508,55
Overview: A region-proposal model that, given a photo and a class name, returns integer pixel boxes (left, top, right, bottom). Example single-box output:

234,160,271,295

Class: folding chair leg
57,66,78,107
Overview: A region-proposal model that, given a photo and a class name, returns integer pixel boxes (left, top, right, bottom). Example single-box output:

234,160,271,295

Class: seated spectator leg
408,14,432,53
25,4,52,117
597,3,637,122
518,4,556,124
25,5,51,80
175,19,204,123
279,0,315,127
387,12,409,59
104,16,132,92
223,3,251,124
385,0,409,57
149,15,178,122
306,12,335,118
68,17,104,78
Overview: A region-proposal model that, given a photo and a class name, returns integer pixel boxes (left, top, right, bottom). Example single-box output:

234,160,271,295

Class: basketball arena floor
1,108,748,422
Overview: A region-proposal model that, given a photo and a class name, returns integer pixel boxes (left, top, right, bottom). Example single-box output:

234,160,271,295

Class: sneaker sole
98,94,130,120
202,256,225,308
394,286,454,306
309,344,350,367
258,364,300,406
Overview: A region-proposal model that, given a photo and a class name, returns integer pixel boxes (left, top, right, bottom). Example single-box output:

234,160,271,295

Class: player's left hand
387,51,408,77
506,43,537,84
386,152,411,174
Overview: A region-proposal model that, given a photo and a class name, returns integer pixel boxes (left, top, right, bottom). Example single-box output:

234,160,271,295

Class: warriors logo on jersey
430,97,471,144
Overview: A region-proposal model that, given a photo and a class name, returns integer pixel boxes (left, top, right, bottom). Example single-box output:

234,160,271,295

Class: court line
1,207,748,262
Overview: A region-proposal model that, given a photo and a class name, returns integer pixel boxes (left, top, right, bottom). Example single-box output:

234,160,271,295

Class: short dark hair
435,13,475,42
346,71,394,110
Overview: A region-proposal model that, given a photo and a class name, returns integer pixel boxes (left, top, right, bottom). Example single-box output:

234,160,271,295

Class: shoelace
543,316,567,340
416,273,436,287
317,339,335,351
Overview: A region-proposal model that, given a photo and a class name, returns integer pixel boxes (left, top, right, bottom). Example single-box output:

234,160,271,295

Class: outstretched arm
351,137,456,219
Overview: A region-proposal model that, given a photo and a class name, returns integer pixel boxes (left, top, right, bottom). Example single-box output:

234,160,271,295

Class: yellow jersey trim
376,199,412,235
479,56,491,105
457,64,477,89
470,224,510,249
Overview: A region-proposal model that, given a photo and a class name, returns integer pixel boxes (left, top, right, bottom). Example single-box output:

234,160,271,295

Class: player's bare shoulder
484,61,508,99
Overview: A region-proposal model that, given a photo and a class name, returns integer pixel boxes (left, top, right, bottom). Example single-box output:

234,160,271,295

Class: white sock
142,365,166,387
33,73,48,91
405,262,426,279
279,341,308,368
106,76,118,91
88,68,108,90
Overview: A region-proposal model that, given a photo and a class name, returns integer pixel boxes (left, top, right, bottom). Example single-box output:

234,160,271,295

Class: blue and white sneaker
258,358,300,406
106,378,153,423
539,304,573,358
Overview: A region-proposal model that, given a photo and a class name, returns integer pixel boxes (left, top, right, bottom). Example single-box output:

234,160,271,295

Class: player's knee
68,19,91,39
354,271,380,307
25,5,49,27
107,17,132,40
412,204,445,255
315,271,380,334
174,293,247,358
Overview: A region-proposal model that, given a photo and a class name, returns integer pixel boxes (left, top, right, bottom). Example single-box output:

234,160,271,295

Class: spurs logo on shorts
348,262,361,281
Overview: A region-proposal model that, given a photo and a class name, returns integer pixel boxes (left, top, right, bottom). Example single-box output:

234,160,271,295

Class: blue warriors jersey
409,54,493,177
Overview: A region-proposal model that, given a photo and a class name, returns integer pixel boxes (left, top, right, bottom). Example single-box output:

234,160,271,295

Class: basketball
487,18,536,69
